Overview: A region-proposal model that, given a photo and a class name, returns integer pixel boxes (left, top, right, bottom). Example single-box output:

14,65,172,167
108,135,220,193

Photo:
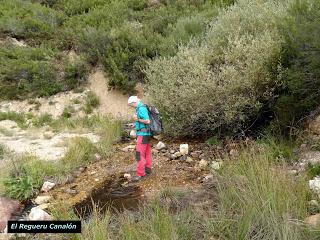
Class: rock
0,197,20,232
66,188,78,195
199,159,208,170
124,173,132,180
309,177,320,193
229,149,239,157
211,161,222,170
170,150,175,154
179,144,189,155
186,157,194,163
28,207,52,221
309,200,319,207
190,151,201,159
180,155,187,161
152,149,159,154
94,153,102,161
155,141,166,150
43,131,54,139
305,214,320,227
203,174,214,182
0,120,18,129
300,151,320,166
199,153,206,159
170,154,176,160
34,195,51,205
121,145,136,152
161,149,167,153
174,152,182,158
300,143,307,150
41,181,55,192
129,130,136,139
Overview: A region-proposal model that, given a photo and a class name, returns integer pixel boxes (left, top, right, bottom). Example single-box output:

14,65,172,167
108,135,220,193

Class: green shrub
272,0,320,131
0,111,26,128
83,91,100,114
0,44,62,99
0,0,64,41
61,137,96,171
32,113,53,127
146,0,289,138
3,155,59,200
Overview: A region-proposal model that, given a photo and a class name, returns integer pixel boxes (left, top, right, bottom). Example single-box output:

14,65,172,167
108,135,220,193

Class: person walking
127,96,152,181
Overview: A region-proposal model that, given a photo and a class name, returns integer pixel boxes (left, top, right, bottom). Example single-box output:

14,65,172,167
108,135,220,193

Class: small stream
73,174,144,219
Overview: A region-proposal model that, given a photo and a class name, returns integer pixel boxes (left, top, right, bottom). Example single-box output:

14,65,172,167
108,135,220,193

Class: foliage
272,0,320,131
146,0,288,138
207,145,315,240
0,0,64,42
0,44,89,100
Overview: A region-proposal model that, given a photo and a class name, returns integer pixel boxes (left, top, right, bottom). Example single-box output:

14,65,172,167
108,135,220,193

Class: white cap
128,96,139,104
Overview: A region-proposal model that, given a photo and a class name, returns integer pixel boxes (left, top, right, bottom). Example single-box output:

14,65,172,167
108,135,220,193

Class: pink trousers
136,136,152,177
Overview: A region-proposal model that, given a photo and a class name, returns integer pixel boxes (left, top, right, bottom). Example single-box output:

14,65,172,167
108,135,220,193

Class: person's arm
136,106,150,125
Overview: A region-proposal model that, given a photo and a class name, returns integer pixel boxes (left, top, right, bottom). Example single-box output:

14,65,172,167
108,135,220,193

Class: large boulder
0,197,20,232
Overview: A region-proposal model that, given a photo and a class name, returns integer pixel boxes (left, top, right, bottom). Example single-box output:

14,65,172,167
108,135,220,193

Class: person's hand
133,113,138,121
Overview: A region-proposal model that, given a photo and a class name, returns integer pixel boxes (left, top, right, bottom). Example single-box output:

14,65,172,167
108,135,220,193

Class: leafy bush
146,0,289,138
0,44,89,100
0,0,64,41
272,0,320,131
83,91,100,114
3,155,58,200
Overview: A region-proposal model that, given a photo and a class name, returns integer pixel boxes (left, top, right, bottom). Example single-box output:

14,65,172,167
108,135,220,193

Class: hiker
127,96,152,181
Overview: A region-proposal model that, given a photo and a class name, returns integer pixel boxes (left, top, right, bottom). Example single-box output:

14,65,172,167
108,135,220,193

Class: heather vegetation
146,0,320,138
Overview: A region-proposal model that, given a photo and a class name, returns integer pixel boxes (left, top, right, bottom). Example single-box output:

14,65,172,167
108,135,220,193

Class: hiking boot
145,168,152,176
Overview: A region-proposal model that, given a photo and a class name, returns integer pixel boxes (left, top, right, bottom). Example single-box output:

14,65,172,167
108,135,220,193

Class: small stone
28,207,52,221
124,173,132,180
121,145,136,152
155,141,166,150
199,159,208,170
170,154,176,160
179,144,189,155
90,171,96,175
186,157,194,163
43,131,54,139
204,174,214,182
199,153,206,159
34,195,51,205
174,152,182,158
229,149,239,157
305,214,320,227
300,143,307,150
94,178,99,182
211,161,221,170
190,152,200,159
78,167,85,172
41,181,55,192
130,130,136,138
161,149,167,153
94,153,102,161
180,155,187,161
170,150,175,154
309,177,320,193
152,149,159,154
66,188,78,195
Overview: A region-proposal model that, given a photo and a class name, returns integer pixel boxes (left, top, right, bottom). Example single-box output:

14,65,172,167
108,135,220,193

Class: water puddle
73,174,144,219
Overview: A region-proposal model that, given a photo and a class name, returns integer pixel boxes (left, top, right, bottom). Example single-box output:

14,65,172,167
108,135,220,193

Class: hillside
0,0,320,239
